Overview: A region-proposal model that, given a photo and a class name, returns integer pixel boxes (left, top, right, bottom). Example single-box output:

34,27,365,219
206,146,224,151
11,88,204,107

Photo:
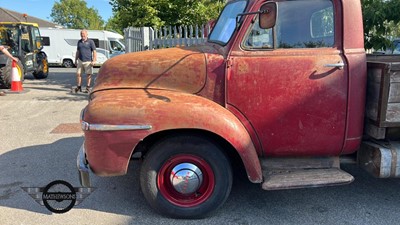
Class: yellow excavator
0,22,48,88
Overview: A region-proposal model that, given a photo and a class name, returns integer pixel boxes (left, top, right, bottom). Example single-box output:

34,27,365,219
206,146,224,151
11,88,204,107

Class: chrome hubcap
170,163,203,195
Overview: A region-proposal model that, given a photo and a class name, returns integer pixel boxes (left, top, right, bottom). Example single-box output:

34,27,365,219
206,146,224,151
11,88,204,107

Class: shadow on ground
1,136,400,224
0,137,153,217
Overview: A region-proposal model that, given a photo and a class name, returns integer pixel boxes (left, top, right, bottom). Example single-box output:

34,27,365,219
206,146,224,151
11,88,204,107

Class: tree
362,0,400,50
51,0,105,29
109,0,224,29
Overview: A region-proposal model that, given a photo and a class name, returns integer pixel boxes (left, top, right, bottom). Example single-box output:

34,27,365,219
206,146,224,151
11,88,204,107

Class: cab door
227,0,347,156
30,26,42,70
20,25,35,72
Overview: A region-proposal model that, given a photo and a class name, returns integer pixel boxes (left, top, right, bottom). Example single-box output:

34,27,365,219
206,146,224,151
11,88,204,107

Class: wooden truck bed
365,55,400,139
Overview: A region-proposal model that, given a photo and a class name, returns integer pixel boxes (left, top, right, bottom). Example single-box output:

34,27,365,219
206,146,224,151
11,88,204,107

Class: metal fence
124,24,212,53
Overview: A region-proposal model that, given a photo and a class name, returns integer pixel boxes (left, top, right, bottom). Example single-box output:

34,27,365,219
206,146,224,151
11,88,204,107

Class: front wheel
62,59,74,68
140,135,232,219
33,53,48,79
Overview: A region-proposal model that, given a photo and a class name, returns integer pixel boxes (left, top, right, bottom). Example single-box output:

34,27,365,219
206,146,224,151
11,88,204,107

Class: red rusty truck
77,0,400,218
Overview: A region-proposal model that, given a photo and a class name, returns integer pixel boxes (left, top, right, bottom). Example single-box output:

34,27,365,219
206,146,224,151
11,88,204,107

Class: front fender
84,89,262,183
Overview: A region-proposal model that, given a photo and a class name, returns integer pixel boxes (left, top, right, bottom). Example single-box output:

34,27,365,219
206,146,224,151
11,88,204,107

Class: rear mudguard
83,89,263,183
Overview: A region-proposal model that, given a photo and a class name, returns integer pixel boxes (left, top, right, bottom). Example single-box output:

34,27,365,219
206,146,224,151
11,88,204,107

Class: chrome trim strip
77,144,91,187
81,121,152,131
80,108,85,122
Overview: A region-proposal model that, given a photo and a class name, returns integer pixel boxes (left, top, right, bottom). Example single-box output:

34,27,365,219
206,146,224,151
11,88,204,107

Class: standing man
74,29,97,93
0,45,19,96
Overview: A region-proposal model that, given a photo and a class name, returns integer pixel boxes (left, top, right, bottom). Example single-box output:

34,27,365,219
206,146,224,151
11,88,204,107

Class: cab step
261,157,354,190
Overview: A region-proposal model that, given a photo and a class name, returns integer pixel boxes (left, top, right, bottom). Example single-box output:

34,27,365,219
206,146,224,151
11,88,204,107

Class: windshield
110,39,125,51
208,0,248,45
0,25,20,55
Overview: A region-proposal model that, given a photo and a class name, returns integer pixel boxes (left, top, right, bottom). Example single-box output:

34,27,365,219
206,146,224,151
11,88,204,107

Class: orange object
10,60,23,92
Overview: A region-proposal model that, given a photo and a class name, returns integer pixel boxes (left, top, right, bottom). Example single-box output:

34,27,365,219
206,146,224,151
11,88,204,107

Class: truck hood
92,47,207,93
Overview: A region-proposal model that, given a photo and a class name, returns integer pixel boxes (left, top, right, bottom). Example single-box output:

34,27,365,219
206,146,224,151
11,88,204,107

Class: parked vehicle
39,28,125,67
77,0,400,219
373,39,400,55
391,39,400,53
0,22,48,88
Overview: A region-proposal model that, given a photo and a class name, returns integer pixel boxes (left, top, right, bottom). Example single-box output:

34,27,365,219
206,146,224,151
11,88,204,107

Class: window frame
241,0,335,51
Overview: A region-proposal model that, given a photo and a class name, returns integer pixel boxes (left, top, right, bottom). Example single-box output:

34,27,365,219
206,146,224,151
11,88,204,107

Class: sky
0,0,113,22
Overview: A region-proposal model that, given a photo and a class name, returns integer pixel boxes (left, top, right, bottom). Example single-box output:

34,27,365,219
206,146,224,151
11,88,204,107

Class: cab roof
0,22,39,27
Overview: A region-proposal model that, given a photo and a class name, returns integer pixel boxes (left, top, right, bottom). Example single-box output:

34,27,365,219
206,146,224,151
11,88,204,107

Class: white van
39,27,125,67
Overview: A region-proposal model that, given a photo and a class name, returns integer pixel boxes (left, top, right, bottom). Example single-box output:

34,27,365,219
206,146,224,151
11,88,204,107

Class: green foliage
109,0,224,29
362,0,400,50
51,0,105,29
105,13,124,34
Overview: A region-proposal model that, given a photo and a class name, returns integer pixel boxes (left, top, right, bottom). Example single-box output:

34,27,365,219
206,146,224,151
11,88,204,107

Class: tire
62,59,74,68
140,135,232,219
0,59,24,88
33,53,49,79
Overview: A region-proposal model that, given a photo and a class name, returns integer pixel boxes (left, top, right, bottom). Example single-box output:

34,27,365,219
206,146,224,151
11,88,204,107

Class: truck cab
77,0,383,219
208,0,366,157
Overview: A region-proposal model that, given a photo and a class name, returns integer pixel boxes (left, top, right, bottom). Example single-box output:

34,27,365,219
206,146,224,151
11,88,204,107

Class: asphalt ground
1,68,400,225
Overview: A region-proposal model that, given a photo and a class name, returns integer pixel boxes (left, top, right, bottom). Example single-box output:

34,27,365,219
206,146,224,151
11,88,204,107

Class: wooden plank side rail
366,55,400,127
365,55,400,140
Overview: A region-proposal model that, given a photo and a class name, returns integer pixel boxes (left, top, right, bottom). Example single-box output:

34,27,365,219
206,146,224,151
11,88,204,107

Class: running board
261,157,354,190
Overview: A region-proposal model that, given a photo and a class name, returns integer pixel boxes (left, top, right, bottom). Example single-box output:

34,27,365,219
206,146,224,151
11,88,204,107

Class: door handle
324,62,344,70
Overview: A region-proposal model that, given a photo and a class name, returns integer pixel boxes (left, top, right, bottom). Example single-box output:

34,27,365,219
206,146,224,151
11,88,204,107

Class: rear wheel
0,59,24,88
62,59,74,68
140,135,232,219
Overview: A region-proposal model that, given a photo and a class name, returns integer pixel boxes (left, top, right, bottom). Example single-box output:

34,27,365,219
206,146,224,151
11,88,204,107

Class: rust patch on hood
93,47,207,94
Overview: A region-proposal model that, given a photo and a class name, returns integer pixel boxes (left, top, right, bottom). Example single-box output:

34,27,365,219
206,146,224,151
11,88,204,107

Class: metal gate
124,24,212,53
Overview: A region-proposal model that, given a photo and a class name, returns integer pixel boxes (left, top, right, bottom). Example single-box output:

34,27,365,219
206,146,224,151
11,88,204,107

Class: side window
32,27,42,50
65,39,79,46
276,0,334,48
91,38,99,48
243,0,334,50
243,17,273,49
110,40,124,51
41,37,50,46
0,28,6,45
21,26,32,52
5,28,19,53
311,7,334,39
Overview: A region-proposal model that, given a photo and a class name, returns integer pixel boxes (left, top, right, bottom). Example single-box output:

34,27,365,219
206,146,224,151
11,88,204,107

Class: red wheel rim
157,154,215,207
